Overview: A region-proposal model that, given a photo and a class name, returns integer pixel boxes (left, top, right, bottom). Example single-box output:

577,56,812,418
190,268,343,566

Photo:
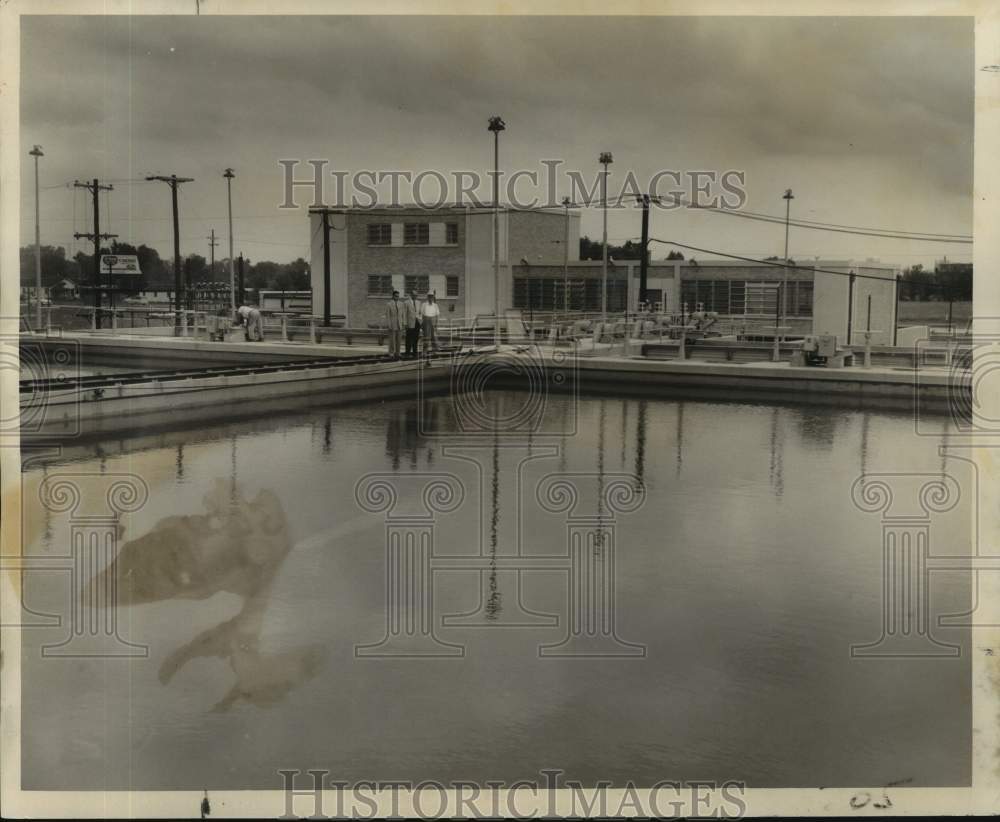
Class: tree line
19,243,310,296
579,236,684,261
899,263,971,301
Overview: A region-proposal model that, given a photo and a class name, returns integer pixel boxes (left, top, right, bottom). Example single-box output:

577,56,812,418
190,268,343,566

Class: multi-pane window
744,282,779,316
403,223,429,245
679,279,812,317
404,275,430,295
367,223,391,245
367,275,394,296
513,278,625,313
446,276,460,297
445,223,459,245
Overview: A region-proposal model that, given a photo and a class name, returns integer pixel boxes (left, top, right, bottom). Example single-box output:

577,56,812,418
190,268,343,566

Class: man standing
420,292,441,355
384,290,405,358
403,290,420,358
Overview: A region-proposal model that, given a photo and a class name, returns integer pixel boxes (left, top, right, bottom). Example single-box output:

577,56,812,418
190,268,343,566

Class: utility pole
638,193,651,311
207,229,218,280
599,151,613,320
488,115,506,348
782,188,794,327
309,208,336,327
224,168,235,315
846,269,856,346
73,178,117,330
562,197,571,313
892,274,901,346
237,253,245,306
29,145,43,331
146,174,194,335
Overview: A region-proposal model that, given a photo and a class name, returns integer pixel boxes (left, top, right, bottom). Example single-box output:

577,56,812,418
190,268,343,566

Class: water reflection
87,480,325,711
768,407,784,497
676,401,685,476
19,391,971,789
634,399,647,487
486,431,502,620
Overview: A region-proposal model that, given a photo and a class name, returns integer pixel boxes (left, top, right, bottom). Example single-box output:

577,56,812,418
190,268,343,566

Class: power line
646,237,955,293
581,193,972,243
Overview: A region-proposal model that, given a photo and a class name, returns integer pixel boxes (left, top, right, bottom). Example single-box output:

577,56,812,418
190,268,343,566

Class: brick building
308,205,580,328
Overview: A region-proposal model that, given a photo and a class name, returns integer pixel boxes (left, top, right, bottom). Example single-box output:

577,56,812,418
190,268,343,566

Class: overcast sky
20,14,974,269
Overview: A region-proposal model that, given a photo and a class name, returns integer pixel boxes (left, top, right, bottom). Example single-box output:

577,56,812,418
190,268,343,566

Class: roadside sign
100,254,142,275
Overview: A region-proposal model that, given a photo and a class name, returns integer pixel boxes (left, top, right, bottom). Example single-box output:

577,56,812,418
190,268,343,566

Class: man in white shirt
236,303,263,341
420,292,441,354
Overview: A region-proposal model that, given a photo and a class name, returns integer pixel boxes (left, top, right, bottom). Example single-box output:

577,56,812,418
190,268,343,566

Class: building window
514,277,625,313
367,275,394,297
367,223,391,245
404,223,429,245
744,282,779,316
446,276,459,297
404,275,430,295
445,223,459,245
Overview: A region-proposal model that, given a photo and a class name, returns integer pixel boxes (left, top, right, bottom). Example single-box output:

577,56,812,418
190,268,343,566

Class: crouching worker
236,303,264,341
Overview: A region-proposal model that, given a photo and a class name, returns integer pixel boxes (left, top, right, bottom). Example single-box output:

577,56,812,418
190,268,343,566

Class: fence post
111,308,118,334
45,305,52,335
181,311,188,337
309,316,317,345
281,315,288,342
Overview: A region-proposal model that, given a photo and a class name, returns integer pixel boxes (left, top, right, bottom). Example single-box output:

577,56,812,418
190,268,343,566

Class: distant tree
665,250,685,260
183,253,208,284
579,235,642,261
901,264,933,301
935,264,972,302
109,241,171,289
19,245,82,288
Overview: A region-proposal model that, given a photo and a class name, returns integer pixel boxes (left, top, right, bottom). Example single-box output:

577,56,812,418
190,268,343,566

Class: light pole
29,145,43,330
562,196,571,313
782,188,794,325
599,151,613,320
488,115,506,348
224,168,235,315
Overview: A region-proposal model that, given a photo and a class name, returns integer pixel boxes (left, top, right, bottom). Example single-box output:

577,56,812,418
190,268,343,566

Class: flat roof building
308,205,580,328
307,206,898,344
511,257,900,344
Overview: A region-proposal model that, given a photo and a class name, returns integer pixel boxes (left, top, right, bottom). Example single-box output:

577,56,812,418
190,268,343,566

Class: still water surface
20,390,971,789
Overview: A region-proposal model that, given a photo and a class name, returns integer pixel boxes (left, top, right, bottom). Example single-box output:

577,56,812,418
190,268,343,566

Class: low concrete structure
21,333,962,441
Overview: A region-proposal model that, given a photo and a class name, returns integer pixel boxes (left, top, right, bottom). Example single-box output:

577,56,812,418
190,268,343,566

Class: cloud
19,14,973,265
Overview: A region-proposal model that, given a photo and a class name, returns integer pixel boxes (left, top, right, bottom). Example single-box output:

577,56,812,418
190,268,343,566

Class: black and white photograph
2,1,999,818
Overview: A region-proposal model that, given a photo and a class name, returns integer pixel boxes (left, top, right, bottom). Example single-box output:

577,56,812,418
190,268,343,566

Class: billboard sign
100,254,142,275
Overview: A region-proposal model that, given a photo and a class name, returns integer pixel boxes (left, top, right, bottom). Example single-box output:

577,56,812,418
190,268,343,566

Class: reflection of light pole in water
595,399,607,546
635,399,647,486
675,401,685,477
768,406,784,497
486,428,502,620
